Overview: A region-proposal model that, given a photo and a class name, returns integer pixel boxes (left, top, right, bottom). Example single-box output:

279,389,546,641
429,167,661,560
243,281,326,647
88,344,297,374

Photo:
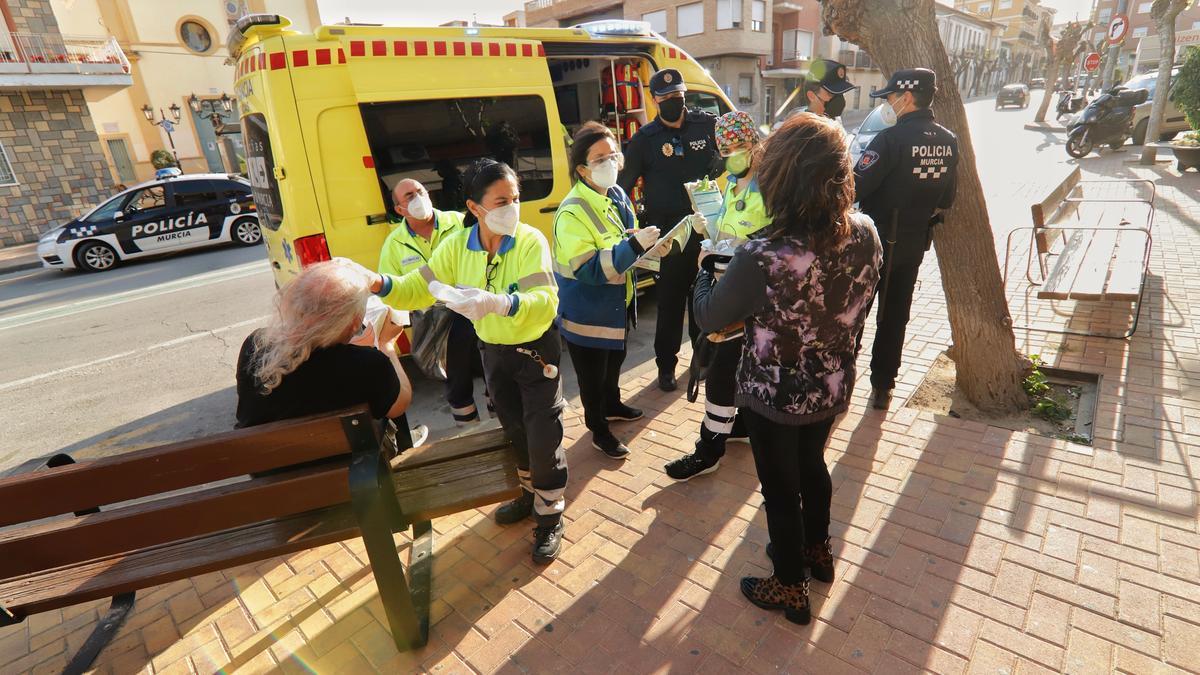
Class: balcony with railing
0,32,131,89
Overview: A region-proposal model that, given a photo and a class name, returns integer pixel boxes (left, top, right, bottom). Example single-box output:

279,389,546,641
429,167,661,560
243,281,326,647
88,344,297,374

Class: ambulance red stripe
315,48,330,65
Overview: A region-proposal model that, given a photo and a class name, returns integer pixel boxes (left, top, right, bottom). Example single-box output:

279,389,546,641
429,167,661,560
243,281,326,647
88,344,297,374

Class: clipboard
632,216,692,272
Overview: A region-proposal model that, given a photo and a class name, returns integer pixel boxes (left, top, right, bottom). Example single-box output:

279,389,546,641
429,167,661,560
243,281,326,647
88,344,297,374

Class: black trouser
654,220,702,373
695,337,747,462
446,313,486,421
565,340,626,443
480,329,567,527
742,409,836,585
866,257,923,392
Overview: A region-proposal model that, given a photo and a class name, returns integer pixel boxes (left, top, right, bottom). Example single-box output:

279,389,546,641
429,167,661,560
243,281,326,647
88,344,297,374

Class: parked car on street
996,84,1030,109
1122,68,1187,145
849,104,889,166
37,174,261,272
1029,78,1046,89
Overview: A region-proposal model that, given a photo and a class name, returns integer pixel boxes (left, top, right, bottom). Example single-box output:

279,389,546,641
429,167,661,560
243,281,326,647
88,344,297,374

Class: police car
37,174,261,272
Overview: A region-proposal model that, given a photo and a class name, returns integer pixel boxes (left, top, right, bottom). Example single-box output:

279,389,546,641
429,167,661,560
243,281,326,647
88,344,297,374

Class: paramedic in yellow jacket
368,159,566,564
553,122,666,461
666,111,773,482
379,179,488,426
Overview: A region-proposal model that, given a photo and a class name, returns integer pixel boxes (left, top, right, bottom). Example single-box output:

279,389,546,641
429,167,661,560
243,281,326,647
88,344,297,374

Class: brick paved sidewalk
3,155,1199,674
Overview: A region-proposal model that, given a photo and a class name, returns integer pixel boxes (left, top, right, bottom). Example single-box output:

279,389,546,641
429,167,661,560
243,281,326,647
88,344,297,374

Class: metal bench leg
344,416,429,652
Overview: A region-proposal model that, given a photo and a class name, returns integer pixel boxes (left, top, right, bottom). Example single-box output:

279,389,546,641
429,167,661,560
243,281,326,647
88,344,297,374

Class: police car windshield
85,194,127,223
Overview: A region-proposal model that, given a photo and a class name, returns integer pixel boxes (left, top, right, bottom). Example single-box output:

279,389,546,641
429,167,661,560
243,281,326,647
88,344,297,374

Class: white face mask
880,96,908,127
589,159,620,190
481,202,520,236
407,193,433,221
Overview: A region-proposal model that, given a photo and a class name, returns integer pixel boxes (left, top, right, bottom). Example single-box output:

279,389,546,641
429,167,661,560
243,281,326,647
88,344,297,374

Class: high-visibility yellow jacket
377,209,465,276
552,181,644,349
713,175,772,245
379,222,558,345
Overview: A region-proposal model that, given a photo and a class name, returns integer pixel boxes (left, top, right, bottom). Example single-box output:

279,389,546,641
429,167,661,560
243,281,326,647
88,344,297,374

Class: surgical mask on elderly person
481,202,520,236
407,193,433,221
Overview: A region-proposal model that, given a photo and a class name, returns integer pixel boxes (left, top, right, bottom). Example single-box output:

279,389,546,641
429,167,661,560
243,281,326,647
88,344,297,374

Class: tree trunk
1034,59,1061,122
822,0,1029,413
1140,2,1186,164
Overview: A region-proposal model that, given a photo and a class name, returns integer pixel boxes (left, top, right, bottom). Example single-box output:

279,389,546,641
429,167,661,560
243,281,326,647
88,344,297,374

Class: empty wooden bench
1005,166,1155,338
0,408,519,672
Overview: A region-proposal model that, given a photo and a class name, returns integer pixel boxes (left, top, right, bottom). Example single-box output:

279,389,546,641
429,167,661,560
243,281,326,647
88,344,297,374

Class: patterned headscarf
714,110,759,155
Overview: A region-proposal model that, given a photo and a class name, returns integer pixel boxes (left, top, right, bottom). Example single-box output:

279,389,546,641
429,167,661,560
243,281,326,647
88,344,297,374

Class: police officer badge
857,150,880,171
662,142,674,157
664,72,673,84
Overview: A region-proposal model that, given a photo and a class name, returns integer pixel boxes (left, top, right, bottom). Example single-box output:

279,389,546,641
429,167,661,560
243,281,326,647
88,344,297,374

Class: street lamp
188,93,235,171
141,103,183,169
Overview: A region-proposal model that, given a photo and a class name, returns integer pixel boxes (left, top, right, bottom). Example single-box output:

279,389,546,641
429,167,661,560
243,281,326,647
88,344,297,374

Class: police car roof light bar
577,20,652,38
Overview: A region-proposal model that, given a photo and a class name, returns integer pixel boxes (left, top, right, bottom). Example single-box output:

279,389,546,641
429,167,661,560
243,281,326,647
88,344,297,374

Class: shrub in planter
149,149,176,170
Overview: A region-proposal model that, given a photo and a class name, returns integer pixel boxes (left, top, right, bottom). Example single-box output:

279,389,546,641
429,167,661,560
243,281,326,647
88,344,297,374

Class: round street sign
1107,14,1130,44
1084,52,1102,72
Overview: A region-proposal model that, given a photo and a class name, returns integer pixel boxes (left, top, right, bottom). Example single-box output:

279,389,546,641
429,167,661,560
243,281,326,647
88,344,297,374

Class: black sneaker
606,403,644,422
532,521,564,564
658,370,678,392
870,388,893,411
664,452,720,481
495,491,534,525
592,434,630,460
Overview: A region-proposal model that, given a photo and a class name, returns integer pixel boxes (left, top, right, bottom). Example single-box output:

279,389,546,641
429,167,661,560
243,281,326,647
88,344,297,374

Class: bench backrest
0,408,374,578
1030,166,1081,255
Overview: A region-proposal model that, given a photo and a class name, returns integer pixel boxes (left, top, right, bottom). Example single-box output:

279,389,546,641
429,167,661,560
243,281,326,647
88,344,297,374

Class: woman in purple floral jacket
693,112,882,624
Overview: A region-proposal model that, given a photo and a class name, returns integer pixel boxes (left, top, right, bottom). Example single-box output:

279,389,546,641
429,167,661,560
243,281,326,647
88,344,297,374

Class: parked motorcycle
1064,87,1149,159
1055,89,1088,122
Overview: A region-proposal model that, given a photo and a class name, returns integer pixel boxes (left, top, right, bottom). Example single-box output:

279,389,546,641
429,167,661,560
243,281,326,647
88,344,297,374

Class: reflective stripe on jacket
713,176,772,246
552,181,641,350
381,222,558,346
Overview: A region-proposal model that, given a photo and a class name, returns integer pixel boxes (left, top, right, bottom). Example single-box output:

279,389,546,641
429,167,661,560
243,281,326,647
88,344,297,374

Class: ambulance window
685,91,730,116
173,180,218,207
242,113,283,230
360,95,554,213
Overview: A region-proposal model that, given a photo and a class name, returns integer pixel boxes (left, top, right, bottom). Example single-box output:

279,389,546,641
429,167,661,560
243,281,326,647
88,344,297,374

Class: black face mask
824,93,846,119
658,98,685,123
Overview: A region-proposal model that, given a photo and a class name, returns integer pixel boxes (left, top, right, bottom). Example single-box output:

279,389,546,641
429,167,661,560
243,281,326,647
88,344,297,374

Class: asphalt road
0,96,1077,475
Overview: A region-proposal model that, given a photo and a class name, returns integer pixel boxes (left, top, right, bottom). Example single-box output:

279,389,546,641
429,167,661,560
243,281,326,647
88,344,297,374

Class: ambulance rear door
290,29,570,268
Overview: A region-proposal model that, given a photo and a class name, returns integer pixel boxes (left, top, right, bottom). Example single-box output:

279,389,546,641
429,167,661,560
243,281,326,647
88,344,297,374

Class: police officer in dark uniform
778,58,857,123
618,68,723,391
854,68,958,410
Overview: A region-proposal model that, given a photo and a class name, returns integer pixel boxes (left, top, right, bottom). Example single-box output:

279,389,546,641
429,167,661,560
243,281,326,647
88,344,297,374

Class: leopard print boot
740,575,811,625
804,537,835,583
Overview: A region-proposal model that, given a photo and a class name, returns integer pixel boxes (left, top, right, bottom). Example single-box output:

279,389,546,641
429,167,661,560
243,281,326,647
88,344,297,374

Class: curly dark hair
754,112,854,249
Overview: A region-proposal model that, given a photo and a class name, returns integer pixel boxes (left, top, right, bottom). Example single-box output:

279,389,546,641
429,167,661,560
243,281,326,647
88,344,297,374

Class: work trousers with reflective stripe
695,337,747,462
446,313,486,422
654,214,702,373
480,328,568,527
565,340,626,443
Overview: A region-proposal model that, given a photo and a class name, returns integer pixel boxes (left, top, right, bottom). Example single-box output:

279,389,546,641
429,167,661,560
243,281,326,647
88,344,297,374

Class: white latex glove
446,287,512,321
427,279,462,304
689,213,708,235
630,226,660,251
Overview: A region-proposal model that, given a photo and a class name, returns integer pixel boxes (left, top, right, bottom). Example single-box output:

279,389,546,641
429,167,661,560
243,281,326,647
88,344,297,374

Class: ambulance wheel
76,240,119,272
232,217,262,246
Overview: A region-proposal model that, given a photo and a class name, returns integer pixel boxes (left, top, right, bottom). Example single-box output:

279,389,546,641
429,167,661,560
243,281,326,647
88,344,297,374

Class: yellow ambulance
228,14,734,288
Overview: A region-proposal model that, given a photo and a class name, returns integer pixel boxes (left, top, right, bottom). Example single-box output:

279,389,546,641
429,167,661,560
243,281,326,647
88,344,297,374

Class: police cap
649,68,687,97
807,59,857,95
871,68,937,98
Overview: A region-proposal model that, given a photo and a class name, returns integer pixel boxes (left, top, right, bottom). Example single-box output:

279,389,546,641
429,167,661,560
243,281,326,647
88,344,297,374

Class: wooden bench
0,408,519,672
1004,166,1155,338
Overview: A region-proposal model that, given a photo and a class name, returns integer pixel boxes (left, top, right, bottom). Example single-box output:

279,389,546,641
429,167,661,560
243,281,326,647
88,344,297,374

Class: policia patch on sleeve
857,150,880,171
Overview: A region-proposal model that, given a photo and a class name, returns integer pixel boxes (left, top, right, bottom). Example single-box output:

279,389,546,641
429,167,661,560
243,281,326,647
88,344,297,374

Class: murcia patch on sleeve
857,150,880,171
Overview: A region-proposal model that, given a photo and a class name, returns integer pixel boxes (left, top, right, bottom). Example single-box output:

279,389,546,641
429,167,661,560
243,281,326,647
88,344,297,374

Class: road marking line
0,261,269,333
0,315,268,392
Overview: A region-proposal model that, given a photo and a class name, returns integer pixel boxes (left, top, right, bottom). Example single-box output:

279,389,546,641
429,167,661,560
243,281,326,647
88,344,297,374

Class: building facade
524,0,773,122
1090,0,1200,77
936,3,1007,96
956,0,1054,84
50,0,319,185
0,0,129,246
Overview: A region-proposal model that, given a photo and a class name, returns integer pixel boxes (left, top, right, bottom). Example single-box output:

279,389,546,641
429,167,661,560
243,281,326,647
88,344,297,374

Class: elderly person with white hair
236,259,412,428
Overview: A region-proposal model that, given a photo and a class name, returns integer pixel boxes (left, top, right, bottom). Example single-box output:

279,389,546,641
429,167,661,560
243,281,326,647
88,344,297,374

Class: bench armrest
1070,178,1156,204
